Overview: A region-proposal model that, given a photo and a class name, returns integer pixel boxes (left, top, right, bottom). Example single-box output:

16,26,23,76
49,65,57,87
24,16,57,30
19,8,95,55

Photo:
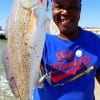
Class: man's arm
96,76,100,84
96,64,100,84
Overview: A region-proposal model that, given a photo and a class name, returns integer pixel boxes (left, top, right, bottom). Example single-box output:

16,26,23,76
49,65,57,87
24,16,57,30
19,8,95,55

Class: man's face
52,0,81,35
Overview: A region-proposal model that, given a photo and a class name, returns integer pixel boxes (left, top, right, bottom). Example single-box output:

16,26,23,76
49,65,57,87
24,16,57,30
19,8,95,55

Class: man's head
52,0,81,37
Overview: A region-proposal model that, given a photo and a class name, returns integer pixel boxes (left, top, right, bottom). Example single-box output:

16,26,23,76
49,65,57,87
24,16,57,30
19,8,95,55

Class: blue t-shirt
33,28,100,100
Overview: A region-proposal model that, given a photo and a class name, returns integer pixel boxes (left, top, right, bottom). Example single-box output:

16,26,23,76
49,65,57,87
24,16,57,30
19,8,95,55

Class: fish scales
7,1,32,100
6,0,48,100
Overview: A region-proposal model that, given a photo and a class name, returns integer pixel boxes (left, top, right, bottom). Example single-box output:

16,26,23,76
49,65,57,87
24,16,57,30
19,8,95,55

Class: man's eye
55,6,60,9
68,6,80,11
55,5,64,10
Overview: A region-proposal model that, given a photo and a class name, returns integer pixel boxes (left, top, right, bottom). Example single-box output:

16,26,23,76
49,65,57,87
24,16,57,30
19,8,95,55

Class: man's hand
2,45,19,98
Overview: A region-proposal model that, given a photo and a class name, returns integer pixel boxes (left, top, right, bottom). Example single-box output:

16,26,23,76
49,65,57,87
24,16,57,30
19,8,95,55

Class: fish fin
29,10,36,34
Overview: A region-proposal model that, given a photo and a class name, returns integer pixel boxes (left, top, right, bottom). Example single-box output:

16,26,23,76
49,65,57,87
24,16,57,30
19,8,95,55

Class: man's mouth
61,19,71,26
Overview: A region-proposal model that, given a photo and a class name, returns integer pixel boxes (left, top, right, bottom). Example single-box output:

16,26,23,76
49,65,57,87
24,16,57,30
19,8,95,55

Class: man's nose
61,9,72,15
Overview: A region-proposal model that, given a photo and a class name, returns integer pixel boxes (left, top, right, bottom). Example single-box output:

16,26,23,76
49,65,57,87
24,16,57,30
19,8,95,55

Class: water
0,39,16,100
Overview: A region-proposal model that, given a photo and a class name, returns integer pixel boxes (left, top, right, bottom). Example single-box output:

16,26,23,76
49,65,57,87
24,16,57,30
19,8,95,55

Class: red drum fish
5,0,49,99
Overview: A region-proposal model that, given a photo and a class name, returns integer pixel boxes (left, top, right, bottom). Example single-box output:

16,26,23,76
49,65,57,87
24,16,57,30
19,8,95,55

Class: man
3,0,100,100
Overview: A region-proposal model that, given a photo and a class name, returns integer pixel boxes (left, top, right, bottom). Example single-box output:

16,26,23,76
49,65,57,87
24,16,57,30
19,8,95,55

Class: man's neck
58,28,80,40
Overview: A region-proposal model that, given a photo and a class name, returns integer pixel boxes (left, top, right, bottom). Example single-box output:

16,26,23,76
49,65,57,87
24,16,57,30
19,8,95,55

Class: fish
5,0,49,100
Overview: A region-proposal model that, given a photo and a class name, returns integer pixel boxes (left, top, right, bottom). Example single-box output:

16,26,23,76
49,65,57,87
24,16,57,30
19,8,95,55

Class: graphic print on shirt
50,49,92,85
